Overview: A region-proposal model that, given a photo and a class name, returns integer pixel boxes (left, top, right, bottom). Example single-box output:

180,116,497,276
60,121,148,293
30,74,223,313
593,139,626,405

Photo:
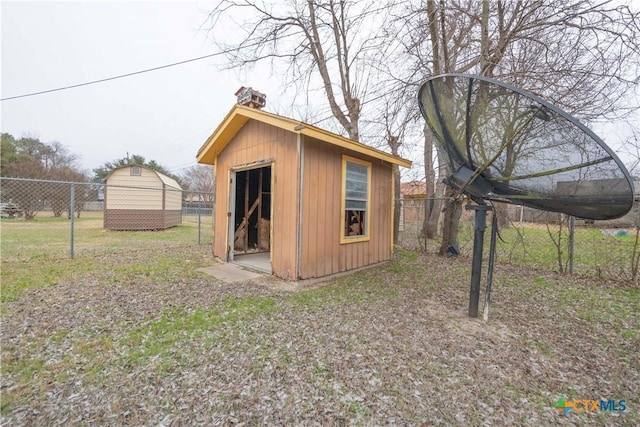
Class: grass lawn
0,212,212,302
400,219,638,282
1,219,639,425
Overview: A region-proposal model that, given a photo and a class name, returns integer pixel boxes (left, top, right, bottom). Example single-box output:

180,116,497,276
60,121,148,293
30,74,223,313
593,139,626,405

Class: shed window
130,166,141,176
341,156,371,243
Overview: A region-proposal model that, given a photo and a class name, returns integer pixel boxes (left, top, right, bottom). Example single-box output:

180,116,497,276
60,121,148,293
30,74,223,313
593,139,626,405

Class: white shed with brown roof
103,165,182,230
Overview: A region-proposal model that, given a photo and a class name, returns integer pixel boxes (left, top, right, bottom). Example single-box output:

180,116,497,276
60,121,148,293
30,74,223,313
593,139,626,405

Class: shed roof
156,172,182,190
400,181,427,198
105,164,182,190
196,105,412,168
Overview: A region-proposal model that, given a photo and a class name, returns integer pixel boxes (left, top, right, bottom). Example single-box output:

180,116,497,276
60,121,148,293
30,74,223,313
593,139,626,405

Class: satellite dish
417,74,635,320
418,73,634,220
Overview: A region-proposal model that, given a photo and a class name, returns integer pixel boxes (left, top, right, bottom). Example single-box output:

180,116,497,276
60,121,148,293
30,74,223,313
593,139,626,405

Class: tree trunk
438,186,463,256
426,158,446,238
426,185,443,238
393,164,401,245
423,124,436,238
493,202,511,229
387,135,402,245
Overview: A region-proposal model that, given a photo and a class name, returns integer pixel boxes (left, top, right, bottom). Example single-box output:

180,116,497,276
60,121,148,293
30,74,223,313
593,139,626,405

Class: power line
1,52,223,101
2,31,300,102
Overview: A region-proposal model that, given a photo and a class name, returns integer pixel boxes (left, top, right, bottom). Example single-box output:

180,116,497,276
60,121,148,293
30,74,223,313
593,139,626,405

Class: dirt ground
1,247,638,426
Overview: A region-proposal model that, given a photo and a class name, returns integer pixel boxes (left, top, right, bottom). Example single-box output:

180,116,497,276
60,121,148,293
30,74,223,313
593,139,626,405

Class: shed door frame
227,169,237,261
227,159,274,262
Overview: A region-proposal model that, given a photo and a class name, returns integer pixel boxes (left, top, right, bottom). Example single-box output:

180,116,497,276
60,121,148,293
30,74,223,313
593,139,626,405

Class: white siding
165,188,183,210
105,167,164,210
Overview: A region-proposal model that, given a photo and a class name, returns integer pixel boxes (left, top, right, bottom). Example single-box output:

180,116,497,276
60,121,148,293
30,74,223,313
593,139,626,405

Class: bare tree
206,0,397,142
180,165,215,201
207,0,639,257
207,0,413,243
397,0,640,255
42,141,79,171
367,96,413,244
46,167,89,218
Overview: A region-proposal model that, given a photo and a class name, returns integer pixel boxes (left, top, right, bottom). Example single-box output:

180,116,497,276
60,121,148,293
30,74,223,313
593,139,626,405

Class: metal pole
467,204,491,318
419,200,424,253
198,194,202,245
483,211,498,321
70,184,75,259
568,215,575,274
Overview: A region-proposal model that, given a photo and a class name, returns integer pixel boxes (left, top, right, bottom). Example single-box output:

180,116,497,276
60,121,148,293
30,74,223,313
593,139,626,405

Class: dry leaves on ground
1,247,638,426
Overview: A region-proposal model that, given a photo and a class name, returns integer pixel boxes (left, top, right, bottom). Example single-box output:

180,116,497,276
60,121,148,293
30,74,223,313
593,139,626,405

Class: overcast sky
1,0,287,176
2,1,637,180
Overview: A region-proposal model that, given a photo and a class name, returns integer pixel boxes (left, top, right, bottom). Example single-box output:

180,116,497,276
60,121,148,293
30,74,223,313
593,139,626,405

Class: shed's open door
229,165,272,273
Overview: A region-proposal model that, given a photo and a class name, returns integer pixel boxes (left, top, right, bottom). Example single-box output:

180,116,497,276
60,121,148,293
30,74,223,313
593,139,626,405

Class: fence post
70,184,75,259
197,194,202,245
568,215,575,274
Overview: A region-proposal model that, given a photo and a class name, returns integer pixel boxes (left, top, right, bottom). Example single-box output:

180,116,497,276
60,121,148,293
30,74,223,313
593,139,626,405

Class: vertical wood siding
300,138,393,279
213,120,299,278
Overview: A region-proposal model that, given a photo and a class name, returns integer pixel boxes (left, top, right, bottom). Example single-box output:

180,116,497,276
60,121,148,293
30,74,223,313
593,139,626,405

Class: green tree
1,133,88,219
1,133,19,176
2,133,82,176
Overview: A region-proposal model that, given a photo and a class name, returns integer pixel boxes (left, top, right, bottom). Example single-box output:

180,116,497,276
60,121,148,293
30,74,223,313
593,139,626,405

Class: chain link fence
2,177,638,283
398,197,640,283
1,177,214,259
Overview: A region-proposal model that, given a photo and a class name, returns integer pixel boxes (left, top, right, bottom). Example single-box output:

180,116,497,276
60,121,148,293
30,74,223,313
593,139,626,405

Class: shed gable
197,105,411,168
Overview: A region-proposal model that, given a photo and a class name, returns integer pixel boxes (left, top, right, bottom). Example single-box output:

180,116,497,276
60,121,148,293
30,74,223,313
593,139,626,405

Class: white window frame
340,155,371,244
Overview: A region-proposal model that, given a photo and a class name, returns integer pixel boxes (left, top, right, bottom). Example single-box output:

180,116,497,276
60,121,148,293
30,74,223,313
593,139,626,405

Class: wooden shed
103,165,182,230
196,105,411,279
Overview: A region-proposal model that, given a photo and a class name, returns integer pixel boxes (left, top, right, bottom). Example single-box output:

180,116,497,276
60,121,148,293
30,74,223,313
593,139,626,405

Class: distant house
196,104,412,279
103,165,182,230
400,181,427,198
399,181,427,227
